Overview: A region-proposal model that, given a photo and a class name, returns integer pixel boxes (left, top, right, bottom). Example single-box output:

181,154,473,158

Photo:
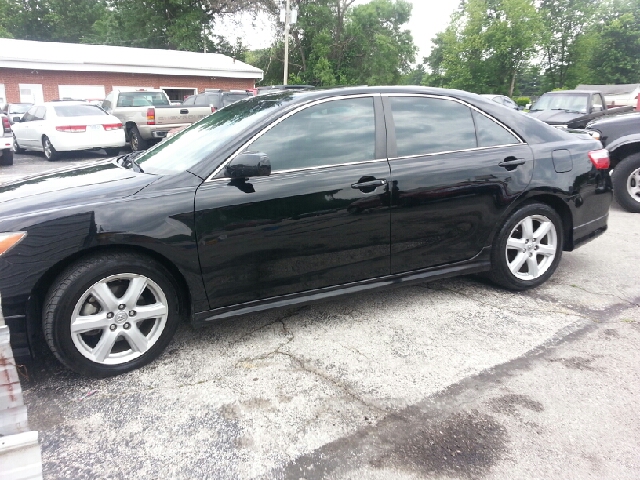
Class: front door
384,94,535,273
195,96,391,309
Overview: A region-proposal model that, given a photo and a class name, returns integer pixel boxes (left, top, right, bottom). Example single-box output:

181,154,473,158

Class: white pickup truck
102,89,213,150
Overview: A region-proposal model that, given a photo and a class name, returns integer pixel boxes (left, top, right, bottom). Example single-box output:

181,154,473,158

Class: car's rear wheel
13,134,25,154
43,252,181,377
0,148,13,165
489,203,563,290
42,136,59,161
612,152,640,213
129,126,147,151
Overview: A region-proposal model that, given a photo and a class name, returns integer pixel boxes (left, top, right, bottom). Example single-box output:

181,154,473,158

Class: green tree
539,0,597,90
424,0,540,96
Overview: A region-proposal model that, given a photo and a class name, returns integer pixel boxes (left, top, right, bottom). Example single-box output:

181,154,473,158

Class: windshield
54,105,108,117
134,93,295,175
8,104,32,114
530,94,588,114
117,92,170,107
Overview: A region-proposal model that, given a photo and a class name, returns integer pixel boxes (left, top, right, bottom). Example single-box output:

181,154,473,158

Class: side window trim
382,93,525,161
206,93,382,181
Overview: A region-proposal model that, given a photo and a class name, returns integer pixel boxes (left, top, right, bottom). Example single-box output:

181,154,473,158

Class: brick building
0,38,263,105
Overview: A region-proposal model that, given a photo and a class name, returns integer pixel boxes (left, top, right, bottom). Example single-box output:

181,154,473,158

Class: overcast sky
216,0,460,61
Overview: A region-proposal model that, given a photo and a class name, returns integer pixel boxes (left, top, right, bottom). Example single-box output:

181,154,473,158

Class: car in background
3,103,33,124
257,85,314,95
182,89,254,111
0,113,13,165
480,94,519,110
103,89,213,151
12,101,126,161
0,86,612,376
585,111,640,212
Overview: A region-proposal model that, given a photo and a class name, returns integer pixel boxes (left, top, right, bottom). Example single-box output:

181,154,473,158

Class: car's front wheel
42,136,59,161
489,203,563,290
43,252,181,377
611,152,640,213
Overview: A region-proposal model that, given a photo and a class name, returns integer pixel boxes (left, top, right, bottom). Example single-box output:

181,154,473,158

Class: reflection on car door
28,106,47,149
384,95,534,273
194,96,391,309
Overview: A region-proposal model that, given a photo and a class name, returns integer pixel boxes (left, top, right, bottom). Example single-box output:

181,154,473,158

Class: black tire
129,126,147,151
13,134,25,154
489,203,563,291
42,135,59,161
0,148,13,166
43,252,182,377
104,147,121,157
611,152,640,213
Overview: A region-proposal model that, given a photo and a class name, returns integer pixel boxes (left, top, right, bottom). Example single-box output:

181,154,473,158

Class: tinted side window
472,110,519,147
183,96,195,106
390,97,477,156
247,97,375,171
22,106,37,122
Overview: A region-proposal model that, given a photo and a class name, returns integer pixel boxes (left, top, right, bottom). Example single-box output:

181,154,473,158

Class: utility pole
283,0,290,85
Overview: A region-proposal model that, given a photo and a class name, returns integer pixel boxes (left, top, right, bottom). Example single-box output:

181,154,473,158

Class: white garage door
19,84,44,104
58,85,106,101
112,86,154,92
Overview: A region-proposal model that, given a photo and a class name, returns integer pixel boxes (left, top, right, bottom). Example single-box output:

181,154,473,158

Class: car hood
527,110,585,125
0,160,158,222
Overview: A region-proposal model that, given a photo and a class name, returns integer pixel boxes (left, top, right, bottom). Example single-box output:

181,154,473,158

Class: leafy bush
515,96,531,107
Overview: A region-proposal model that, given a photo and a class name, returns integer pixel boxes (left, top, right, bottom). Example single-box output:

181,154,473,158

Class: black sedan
0,86,612,377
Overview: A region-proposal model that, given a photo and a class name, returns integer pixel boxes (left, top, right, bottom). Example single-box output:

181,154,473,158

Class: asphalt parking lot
3,155,640,479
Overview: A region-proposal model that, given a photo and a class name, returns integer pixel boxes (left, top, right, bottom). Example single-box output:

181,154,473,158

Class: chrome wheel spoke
121,327,148,353
90,282,120,312
507,238,525,250
120,277,147,309
522,216,534,239
526,256,539,277
93,330,119,362
628,169,640,201
135,302,168,321
71,313,111,334
533,221,552,240
509,252,528,273
537,244,556,256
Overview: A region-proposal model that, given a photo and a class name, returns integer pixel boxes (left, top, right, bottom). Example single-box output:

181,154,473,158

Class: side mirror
225,152,271,179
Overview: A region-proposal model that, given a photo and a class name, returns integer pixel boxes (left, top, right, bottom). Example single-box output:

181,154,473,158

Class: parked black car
0,87,612,377
585,112,640,212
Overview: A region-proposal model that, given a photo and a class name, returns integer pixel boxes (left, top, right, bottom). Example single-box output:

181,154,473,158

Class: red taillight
103,123,123,131
211,106,216,113
56,125,86,133
588,149,610,169
147,108,155,125
2,116,11,133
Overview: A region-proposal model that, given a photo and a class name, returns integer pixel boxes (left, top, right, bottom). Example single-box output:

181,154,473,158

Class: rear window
8,104,31,114
53,105,108,117
117,92,170,107
222,93,252,107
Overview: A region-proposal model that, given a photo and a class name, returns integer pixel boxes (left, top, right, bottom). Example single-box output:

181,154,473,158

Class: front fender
606,134,640,156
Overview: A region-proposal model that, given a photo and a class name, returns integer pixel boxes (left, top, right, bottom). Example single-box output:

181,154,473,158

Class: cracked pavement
17,200,640,479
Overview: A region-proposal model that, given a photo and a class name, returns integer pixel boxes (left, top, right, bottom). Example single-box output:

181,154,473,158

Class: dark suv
586,112,640,212
182,90,253,111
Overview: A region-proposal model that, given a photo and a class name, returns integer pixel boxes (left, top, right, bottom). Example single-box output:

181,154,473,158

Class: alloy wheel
70,273,169,365
12,134,19,152
43,138,53,159
626,167,640,204
505,214,557,281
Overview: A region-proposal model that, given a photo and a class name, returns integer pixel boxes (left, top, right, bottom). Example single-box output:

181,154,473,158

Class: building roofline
0,38,264,80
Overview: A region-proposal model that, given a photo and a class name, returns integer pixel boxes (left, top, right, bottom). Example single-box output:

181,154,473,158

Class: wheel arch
609,141,640,169
498,194,574,252
26,244,193,347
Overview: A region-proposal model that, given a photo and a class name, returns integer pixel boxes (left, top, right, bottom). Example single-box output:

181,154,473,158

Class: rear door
194,95,391,309
384,94,534,273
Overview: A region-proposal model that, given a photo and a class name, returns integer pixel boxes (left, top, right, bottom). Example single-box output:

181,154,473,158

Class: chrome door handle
499,157,526,168
351,179,387,189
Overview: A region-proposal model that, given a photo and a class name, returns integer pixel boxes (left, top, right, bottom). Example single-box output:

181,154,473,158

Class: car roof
543,90,594,95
